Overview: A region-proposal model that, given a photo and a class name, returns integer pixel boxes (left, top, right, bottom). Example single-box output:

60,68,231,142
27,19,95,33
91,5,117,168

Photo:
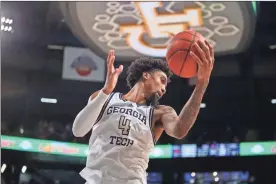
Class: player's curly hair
126,57,173,89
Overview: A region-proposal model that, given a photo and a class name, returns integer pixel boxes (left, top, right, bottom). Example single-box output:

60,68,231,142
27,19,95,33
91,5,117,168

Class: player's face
143,70,168,100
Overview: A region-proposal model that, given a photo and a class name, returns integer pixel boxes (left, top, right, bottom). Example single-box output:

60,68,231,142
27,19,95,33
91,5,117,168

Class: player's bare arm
154,40,214,139
72,50,123,137
88,50,124,100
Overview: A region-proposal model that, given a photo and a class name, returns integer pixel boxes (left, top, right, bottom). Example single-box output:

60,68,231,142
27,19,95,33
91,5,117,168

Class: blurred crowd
2,119,276,144
2,120,88,144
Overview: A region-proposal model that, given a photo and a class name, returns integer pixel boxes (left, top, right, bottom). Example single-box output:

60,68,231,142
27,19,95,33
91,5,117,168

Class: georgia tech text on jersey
107,105,147,125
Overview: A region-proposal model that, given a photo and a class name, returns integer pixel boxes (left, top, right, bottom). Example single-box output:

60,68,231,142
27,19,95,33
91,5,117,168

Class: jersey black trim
94,92,115,125
149,107,156,145
119,93,126,102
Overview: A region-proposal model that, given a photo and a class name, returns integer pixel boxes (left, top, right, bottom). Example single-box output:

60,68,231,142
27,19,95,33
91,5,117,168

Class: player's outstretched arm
159,82,208,139
72,50,123,137
160,40,214,139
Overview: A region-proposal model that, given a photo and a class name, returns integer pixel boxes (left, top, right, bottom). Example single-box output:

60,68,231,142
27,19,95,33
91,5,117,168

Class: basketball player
72,39,214,184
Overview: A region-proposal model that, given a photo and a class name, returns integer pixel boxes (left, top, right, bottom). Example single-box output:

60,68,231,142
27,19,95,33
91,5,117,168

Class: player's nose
161,88,166,95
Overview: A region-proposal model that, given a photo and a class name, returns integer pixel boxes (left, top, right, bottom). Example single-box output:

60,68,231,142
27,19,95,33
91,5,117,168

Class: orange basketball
166,30,205,78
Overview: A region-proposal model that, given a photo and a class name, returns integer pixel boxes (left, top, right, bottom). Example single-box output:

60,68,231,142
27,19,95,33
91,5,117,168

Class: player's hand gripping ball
166,30,214,79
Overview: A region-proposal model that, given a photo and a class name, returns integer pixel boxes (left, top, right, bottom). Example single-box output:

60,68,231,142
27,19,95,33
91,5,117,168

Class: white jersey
80,92,155,184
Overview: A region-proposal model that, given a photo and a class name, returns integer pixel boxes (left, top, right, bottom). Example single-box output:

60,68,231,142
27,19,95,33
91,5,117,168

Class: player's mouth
156,91,163,99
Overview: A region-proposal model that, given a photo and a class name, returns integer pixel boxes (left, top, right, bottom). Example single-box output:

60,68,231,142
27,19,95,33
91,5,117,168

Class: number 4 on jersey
118,115,131,136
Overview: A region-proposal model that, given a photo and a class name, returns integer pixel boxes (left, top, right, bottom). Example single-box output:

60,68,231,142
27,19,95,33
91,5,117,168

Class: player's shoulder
152,105,176,125
154,105,175,113
88,90,119,102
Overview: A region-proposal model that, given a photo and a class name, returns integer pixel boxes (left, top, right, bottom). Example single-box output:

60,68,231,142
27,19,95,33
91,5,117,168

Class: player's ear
142,72,150,80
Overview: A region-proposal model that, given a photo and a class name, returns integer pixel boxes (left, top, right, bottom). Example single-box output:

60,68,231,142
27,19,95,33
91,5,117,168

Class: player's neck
123,84,148,105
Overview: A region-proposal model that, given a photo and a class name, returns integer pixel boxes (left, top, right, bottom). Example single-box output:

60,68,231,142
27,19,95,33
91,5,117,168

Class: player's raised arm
160,40,214,139
72,50,123,137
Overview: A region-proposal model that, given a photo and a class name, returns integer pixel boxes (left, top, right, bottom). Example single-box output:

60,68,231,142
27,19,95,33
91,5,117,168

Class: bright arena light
213,171,218,176
41,98,57,104
200,103,206,108
191,172,196,177
1,17,13,24
1,16,13,33
215,177,219,182
20,127,24,134
21,166,27,173
1,25,12,32
1,17,6,23
1,164,7,173
271,99,276,104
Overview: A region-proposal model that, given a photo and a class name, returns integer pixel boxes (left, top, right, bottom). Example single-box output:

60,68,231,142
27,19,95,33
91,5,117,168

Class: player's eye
161,78,167,85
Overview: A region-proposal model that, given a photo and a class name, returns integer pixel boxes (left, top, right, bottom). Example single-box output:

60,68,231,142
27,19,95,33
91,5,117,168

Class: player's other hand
102,50,124,95
190,40,214,84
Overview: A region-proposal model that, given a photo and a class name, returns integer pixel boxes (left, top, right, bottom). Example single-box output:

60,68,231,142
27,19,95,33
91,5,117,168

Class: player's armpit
158,106,186,139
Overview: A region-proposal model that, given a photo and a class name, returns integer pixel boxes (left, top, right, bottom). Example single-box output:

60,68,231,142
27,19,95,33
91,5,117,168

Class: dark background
1,1,276,184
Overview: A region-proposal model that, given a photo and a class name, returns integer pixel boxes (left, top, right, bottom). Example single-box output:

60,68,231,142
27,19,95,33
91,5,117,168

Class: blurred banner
149,145,172,159
60,1,257,61
1,135,171,159
184,171,251,183
2,135,275,158
62,46,105,82
240,142,276,156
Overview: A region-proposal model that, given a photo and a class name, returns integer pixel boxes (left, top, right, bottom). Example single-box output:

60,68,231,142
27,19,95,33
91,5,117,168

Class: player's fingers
198,40,210,64
110,50,115,66
106,50,112,74
205,40,214,64
193,42,207,64
107,50,115,74
115,65,124,75
106,50,112,65
110,55,115,72
190,51,203,66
